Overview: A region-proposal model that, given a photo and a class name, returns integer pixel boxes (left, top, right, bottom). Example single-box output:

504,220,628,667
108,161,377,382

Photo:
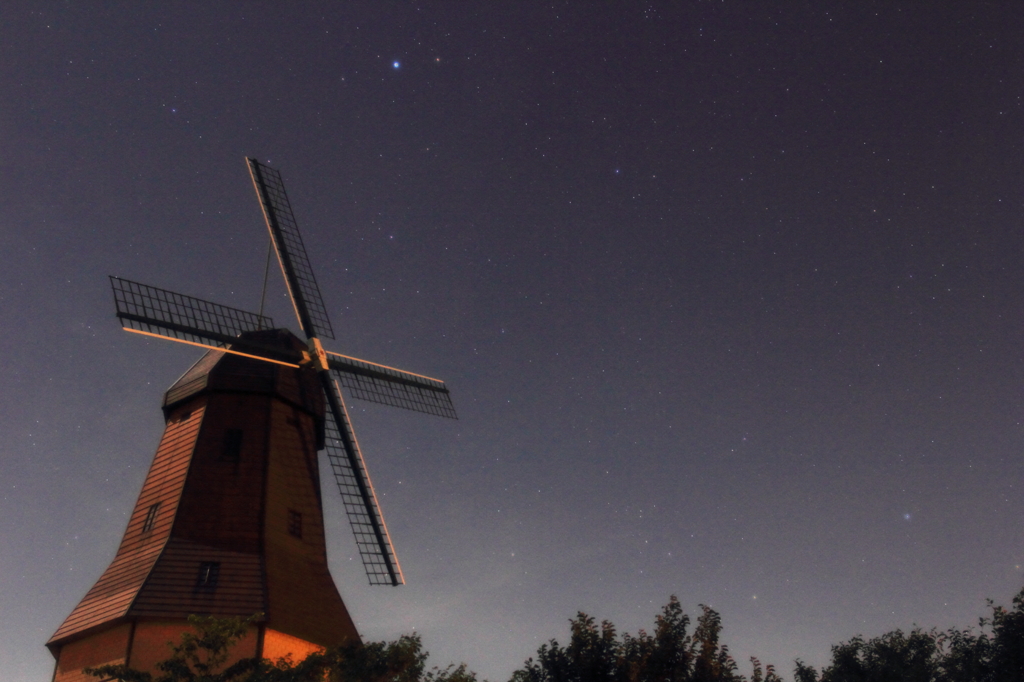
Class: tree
86,588,1024,682
793,587,1024,682
984,588,1024,681
510,596,770,682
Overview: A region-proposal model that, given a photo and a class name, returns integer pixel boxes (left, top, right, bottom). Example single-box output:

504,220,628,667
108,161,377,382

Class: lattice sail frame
109,158,458,587
329,354,457,419
247,158,335,340
322,377,404,586
111,276,274,344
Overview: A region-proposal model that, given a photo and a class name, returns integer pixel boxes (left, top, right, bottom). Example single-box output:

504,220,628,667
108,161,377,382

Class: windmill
47,159,456,679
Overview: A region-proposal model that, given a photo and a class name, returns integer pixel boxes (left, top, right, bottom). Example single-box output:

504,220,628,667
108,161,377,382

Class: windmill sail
109,277,302,366
109,159,455,588
328,355,457,419
248,158,335,340
111,276,273,339
321,374,404,586
248,159,411,586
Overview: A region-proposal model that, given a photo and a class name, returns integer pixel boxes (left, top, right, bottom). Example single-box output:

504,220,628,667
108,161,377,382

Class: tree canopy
794,588,1024,682
86,589,1024,682
509,597,779,682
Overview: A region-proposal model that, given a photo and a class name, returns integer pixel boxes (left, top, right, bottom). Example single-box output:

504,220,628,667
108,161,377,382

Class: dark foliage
794,588,1024,682
86,589,1024,682
509,596,776,682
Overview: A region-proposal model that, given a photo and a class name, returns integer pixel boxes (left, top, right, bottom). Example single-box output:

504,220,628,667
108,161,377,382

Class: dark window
197,561,220,590
220,429,243,462
141,502,160,533
288,510,303,539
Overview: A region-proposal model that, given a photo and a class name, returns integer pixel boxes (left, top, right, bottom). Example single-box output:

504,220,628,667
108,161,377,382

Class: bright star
393,61,400,69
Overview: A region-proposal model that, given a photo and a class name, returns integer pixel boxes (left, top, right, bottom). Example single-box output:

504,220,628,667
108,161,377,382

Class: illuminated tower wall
47,331,359,681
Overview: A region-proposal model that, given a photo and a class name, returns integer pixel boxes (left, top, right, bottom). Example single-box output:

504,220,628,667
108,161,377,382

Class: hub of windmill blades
107,158,457,587
307,337,330,372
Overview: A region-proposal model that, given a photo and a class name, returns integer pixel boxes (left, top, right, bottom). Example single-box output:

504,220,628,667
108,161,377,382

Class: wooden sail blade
320,372,404,586
247,158,335,340
327,355,457,420
110,276,302,367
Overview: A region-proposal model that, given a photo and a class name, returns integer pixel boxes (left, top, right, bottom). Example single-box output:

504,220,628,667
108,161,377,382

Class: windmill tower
47,159,457,680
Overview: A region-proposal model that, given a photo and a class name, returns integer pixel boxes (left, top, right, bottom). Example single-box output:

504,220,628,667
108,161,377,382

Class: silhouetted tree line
87,588,1024,682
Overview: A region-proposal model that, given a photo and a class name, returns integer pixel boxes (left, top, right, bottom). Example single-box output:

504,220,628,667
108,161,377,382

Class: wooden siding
52,623,131,682
128,538,266,618
126,620,259,674
263,399,358,646
51,334,358,675
49,405,205,646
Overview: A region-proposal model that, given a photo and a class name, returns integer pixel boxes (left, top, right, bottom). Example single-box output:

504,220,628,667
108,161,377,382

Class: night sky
3,3,1024,681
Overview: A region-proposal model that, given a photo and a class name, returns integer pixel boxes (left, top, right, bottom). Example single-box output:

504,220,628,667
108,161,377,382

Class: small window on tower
141,502,160,533
288,509,303,539
220,429,243,462
196,561,220,591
